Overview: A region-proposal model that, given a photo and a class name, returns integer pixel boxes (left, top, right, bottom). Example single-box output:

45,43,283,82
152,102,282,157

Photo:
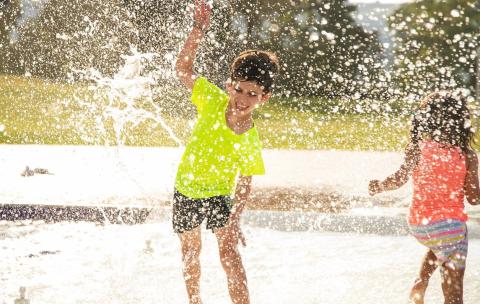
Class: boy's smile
226,80,271,118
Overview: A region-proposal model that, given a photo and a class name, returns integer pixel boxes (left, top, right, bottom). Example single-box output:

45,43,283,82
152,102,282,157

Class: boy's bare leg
441,265,464,304
215,225,250,304
410,250,438,304
179,227,203,304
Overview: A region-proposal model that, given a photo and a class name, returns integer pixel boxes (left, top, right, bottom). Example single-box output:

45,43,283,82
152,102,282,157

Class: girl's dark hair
230,50,279,93
411,92,475,152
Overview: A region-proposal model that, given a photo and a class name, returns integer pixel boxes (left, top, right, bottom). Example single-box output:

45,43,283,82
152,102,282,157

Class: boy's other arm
226,175,252,247
175,0,211,91
464,150,480,205
369,143,418,196
231,175,252,221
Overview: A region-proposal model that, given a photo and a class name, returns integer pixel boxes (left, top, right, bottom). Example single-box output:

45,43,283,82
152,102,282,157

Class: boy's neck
225,104,254,135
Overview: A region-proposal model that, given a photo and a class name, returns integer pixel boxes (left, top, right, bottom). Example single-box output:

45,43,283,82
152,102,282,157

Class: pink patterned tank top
410,140,468,225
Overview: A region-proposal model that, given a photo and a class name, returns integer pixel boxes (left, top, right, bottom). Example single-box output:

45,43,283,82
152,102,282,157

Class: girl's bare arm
464,150,480,205
369,144,419,196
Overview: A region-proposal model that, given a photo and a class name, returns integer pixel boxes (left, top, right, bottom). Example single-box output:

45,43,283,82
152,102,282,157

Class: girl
369,92,479,304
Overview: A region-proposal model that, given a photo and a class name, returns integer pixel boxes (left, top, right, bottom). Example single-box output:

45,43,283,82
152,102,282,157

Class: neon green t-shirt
174,77,265,199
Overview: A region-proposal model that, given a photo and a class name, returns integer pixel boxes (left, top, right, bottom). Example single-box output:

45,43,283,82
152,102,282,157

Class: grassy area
0,74,413,151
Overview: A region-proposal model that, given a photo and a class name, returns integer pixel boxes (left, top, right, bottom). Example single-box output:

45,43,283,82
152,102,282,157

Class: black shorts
172,189,232,233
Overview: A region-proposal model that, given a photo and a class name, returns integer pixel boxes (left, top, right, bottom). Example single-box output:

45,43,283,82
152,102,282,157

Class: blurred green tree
15,0,134,80
389,0,480,98
126,0,384,98
11,0,384,100
0,0,22,73
248,0,385,98
123,0,240,86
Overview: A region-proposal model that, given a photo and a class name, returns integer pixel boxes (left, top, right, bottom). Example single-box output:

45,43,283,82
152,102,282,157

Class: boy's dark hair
230,50,279,93
411,92,475,152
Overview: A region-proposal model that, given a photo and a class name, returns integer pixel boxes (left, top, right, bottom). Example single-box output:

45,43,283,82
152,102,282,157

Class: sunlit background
1,1,480,303
1,0,478,150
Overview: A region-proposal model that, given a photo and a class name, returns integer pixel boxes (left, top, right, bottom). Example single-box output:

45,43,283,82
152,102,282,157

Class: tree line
0,0,478,100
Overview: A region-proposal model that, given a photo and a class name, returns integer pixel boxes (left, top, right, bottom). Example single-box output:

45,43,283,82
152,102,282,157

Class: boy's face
226,80,271,118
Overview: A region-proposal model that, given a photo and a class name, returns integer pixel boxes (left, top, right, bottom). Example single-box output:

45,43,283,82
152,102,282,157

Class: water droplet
450,9,460,18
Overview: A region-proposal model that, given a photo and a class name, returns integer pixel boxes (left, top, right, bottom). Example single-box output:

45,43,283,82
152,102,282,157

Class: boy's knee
182,243,202,262
219,246,241,267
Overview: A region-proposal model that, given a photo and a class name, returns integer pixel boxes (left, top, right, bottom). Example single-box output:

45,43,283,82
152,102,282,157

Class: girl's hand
193,0,211,32
368,180,383,196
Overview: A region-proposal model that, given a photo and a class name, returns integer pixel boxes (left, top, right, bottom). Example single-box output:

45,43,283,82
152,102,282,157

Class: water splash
69,45,182,147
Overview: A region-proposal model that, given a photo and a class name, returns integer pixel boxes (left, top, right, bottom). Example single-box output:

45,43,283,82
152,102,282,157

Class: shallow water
1,221,479,303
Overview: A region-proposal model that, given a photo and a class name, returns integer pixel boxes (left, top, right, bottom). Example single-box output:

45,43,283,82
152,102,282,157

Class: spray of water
68,46,182,147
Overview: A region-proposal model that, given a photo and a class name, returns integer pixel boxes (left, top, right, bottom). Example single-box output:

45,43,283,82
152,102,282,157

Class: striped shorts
409,219,468,270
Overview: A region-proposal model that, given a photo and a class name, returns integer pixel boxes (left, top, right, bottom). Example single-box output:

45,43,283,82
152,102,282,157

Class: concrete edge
147,208,480,238
2,204,479,238
0,203,152,225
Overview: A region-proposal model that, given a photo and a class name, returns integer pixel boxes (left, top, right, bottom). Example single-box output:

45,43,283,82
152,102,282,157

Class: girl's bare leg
410,250,438,304
441,265,465,304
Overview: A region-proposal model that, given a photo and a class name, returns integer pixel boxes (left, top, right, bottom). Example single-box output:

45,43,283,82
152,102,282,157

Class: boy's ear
226,80,237,95
225,78,233,90
261,92,272,103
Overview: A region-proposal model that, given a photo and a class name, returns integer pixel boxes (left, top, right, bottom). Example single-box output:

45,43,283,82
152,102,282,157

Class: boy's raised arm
175,0,211,91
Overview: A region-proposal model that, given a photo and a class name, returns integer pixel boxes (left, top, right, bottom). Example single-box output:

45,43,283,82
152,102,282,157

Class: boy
173,1,279,304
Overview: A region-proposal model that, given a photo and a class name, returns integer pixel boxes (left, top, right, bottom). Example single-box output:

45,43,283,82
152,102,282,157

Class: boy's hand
368,180,383,196
228,217,247,247
193,0,211,32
